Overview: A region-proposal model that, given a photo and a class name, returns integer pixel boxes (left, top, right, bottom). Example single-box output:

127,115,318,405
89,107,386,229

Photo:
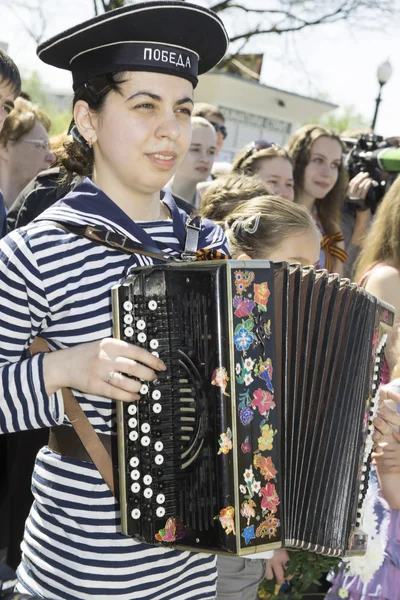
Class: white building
194,72,337,162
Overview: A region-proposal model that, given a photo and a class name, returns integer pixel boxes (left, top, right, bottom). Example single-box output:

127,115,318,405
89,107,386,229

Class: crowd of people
0,1,399,599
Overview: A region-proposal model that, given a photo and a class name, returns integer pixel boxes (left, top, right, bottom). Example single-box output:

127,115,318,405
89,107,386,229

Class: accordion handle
29,336,117,497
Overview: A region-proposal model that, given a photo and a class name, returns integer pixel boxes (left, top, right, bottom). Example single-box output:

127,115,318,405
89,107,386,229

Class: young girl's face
261,226,321,266
302,136,342,200
256,156,294,202
177,125,217,183
88,71,194,196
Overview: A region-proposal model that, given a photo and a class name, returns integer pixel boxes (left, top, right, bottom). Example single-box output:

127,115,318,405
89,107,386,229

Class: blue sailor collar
34,177,220,254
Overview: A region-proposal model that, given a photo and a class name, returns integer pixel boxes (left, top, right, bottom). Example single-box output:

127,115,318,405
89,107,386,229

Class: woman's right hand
42,338,166,402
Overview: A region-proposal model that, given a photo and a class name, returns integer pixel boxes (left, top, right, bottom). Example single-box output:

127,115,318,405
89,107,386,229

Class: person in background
200,173,269,222
325,381,400,600
325,180,400,599
232,140,294,202
217,195,321,599
287,124,349,275
167,116,217,209
0,97,55,210
192,101,227,156
211,160,232,179
353,177,400,381
0,47,21,572
7,132,82,231
0,49,21,239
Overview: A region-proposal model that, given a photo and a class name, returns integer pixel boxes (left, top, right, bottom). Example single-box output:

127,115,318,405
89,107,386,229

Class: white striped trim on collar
70,40,200,65
37,4,229,57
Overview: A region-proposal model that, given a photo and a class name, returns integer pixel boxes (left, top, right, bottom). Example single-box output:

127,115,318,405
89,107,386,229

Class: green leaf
234,323,243,335
243,318,255,332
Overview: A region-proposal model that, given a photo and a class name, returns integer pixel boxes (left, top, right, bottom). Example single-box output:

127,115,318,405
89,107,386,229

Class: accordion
111,260,394,557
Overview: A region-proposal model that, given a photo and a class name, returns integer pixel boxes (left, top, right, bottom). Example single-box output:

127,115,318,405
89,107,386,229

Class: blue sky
2,0,398,137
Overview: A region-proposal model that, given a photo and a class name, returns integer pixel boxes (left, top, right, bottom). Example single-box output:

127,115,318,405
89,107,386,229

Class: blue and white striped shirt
0,178,229,600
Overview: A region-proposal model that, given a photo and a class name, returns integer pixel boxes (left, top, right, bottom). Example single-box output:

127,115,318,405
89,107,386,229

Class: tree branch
229,2,355,43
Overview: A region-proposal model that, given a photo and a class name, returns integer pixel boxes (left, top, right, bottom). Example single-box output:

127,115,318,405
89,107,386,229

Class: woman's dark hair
286,124,348,237
61,72,128,176
232,142,292,176
0,49,21,97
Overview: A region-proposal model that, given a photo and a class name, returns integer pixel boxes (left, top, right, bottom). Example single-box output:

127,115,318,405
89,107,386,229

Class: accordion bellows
112,261,394,557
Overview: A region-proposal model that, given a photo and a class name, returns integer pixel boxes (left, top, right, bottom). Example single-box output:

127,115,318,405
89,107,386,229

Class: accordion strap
29,336,117,497
37,220,174,262
37,215,202,262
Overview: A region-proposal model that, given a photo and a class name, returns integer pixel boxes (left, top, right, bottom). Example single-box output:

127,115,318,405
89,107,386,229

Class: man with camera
341,132,400,279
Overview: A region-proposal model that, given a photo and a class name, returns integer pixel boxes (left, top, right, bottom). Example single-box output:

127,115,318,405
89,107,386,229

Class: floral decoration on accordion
217,427,233,455
254,282,271,311
256,514,281,539
217,506,236,535
230,269,281,547
240,499,257,525
234,319,256,355
253,452,277,481
234,270,255,295
241,525,257,545
155,518,186,543
211,366,230,396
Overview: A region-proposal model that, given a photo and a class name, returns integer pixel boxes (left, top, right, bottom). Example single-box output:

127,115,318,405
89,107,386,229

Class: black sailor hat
37,0,229,89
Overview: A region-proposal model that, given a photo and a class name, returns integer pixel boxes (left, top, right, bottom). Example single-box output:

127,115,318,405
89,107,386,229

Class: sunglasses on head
236,139,282,170
209,121,228,139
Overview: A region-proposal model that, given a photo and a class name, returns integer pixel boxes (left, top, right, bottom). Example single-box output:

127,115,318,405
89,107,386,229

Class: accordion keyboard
115,285,218,542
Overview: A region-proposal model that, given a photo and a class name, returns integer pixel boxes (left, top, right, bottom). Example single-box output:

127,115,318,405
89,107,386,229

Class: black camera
342,133,400,213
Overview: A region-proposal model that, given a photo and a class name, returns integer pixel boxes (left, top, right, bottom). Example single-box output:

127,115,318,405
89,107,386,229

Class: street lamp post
371,59,393,131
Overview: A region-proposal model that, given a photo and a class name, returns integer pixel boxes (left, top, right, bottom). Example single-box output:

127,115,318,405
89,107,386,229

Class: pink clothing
358,263,398,384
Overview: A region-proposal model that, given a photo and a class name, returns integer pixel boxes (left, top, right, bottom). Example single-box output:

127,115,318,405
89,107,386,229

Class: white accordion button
140,384,149,395
144,488,153,499
124,314,133,325
154,441,164,452
137,332,147,343
130,456,139,468
156,507,165,518
152,390,161,400
124,327,134,338
123,301,133,311
151,352,159,358
155,454,164,465
143,474,153,486
141,436,150,447
150,339,159,350
141,423,151,433
128,418,137,429
156,493,165,504
127,404,137,416
131,509,141,520
153,403,162,414
129,431,139,442
148,300,157,311
136,320,146,330
130,470,140,481
131,482,140,494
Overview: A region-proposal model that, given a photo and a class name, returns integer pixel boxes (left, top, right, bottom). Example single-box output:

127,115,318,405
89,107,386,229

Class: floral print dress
325,380,400,600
